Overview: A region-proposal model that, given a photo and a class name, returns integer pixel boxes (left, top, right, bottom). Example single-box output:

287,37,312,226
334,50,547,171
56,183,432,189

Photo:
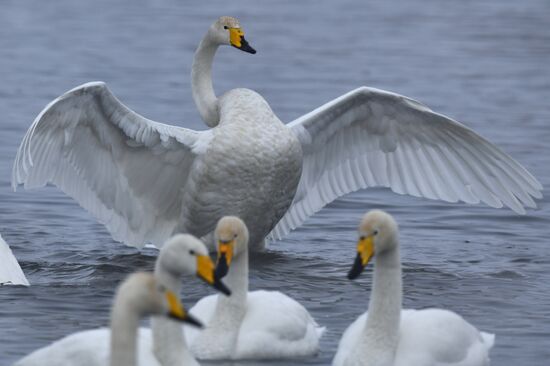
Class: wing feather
270,87,542,240
12,82,205,248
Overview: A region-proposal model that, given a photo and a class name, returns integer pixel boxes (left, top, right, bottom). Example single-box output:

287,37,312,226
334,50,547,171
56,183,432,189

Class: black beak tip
233,36,256,54
214,277,232,296
182,313,204,329
215,254,229,279
347,254,364,280
347,269,360,280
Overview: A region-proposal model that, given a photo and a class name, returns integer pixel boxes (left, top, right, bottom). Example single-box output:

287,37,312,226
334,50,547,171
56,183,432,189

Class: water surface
1,0,549,365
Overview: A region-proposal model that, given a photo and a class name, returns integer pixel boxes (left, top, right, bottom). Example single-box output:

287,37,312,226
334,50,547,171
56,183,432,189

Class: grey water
1,0,549,364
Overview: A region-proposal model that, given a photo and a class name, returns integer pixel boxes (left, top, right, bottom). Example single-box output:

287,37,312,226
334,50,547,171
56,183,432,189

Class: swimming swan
15,237,226,366
15,272,201,366
185,216,324,359
152,234,230,366
12,16,542,250
332,210,494,366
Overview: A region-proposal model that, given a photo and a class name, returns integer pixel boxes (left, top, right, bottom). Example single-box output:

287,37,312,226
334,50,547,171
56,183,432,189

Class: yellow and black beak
348,236,375,280
215,240,234,280
196,254,231,296
229,28,256,54
165,291,203,328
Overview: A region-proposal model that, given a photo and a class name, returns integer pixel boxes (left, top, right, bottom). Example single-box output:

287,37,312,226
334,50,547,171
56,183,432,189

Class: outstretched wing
12,82,209,248
270,87,542,240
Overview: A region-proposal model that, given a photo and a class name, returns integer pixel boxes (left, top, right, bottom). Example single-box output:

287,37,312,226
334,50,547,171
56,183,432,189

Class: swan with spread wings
12,16,542,250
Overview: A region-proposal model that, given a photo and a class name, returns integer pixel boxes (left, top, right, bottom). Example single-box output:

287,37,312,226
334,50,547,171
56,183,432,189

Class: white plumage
0,234,29,286
15,236,223,366
12,17,542,249
333,210,494,366
14,328,161,366
272,87,542,240
185,216,324,360
334,310,495,366
186,290,324,359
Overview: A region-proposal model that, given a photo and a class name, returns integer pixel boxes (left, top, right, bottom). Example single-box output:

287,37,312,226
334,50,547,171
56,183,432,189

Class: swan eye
373,230,379,236
360,236,366,240
233,233,238,238
223,25,228,29
189,249,196,255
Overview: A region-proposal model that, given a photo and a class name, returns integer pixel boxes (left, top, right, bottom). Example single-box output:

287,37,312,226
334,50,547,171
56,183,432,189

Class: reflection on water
1,0,549,365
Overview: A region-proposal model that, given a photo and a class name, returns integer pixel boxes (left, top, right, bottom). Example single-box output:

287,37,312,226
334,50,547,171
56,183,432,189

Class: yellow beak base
358,236,375,266
229,28,244,48
196,255,215,285
196,253,232,296
165,291,203,327
228,27,256,54
166,290,185,319
348,236,375,280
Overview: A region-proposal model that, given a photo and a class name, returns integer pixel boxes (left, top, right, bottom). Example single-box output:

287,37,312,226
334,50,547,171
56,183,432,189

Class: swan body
11,17,542,250
333,210,494,366
186,290,322,359
14,328,159,366
334,310,495,366
15,272,197,366
0,234,29,286
185,216,324,359
15,236,224,366
179,88,302,248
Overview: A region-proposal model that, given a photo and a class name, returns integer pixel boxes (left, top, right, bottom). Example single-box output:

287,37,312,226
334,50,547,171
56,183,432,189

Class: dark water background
1,0,549,365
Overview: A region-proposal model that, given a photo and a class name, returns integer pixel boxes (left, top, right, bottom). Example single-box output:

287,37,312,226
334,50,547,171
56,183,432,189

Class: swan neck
361,244,402,362
152,268,194,366
219,250,249,306
192,32,220,127
109,295,140,366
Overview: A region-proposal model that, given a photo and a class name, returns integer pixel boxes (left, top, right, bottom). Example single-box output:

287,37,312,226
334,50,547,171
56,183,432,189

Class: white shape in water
14,235,220,366
185,216,325,360
11,16,543,250
332,210,495,366
0,233,29,286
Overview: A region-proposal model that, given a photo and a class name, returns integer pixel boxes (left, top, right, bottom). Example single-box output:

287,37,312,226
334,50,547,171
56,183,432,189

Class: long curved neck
192,31,220,127
152,267,196,366
219,249,248,307
210,249,248,330
361,244,402,365
110,296,140,366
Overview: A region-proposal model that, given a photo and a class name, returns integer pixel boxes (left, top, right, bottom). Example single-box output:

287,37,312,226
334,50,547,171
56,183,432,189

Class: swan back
218,88,277,126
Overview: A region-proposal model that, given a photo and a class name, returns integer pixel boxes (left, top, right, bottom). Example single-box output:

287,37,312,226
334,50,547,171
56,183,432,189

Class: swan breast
179,88,303,247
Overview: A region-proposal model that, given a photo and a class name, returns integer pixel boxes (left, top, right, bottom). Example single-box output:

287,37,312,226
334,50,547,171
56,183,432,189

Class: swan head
213,216,249,279
157,234,231,295
115,272,203,327
348,210,398,279
208,16,256,54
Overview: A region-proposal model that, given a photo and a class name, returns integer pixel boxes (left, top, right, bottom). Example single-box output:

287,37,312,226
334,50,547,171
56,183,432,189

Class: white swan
184,216,324,360
332,210,495,366
14,236,225,366
151,234,230,366
12,16,542,250
15,272,199,366
0,233,29,286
